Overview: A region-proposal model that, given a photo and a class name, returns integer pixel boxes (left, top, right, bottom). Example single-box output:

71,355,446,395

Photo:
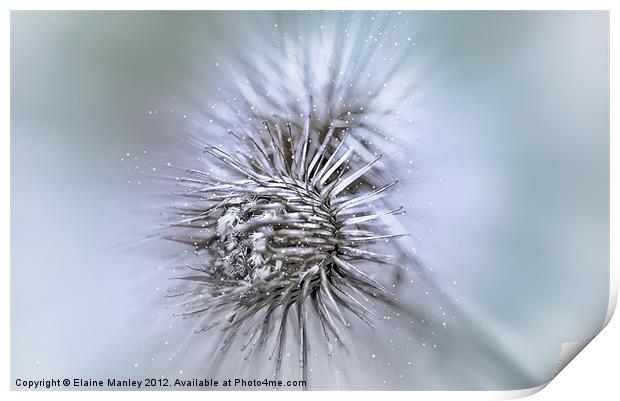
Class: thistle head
158,13,417,385
166,116,407,379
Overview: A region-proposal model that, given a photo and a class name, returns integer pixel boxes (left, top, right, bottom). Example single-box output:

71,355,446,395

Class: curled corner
546,269,617,389
555,246,618,374
502,339,595,400
501,384,546,400
532,267,618,396
557,337,594,374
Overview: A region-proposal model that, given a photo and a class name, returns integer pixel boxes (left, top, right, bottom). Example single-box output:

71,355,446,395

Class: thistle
165,116,407,382
157,12,419,386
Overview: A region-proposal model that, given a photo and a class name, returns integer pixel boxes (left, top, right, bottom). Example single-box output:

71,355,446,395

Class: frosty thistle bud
165,117,407,380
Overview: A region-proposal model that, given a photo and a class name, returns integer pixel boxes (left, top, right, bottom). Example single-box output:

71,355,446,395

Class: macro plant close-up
165,119,407,382
157,13,422,384
10,8,611,394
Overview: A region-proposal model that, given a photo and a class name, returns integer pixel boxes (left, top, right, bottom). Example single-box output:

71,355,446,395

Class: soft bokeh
11,11,609,390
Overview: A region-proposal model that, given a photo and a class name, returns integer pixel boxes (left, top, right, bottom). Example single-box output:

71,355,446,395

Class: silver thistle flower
154,12,423,386
165,116,408,382
146,12,543,390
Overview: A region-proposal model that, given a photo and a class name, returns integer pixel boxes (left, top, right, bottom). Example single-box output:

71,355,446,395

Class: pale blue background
11,11,609,390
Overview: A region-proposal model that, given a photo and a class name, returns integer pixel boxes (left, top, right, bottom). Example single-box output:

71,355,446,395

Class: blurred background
11,11,609,390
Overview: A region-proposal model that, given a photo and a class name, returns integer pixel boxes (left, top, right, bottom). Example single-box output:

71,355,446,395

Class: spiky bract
166,117,406,381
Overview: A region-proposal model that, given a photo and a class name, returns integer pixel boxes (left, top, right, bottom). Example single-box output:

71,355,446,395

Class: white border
3,1,617,400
